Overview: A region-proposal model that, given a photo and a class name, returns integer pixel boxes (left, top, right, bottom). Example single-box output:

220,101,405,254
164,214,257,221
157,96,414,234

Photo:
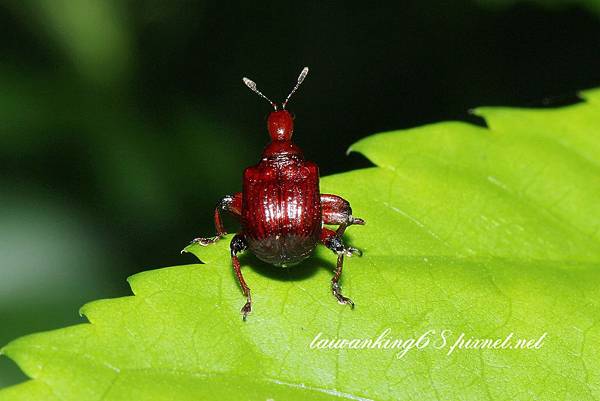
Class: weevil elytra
188,67,364,319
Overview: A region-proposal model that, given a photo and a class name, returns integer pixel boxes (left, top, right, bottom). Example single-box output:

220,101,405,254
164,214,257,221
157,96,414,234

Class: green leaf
1,89,600,400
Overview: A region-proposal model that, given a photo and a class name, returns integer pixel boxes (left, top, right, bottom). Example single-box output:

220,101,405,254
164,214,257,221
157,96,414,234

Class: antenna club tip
243,67,309,110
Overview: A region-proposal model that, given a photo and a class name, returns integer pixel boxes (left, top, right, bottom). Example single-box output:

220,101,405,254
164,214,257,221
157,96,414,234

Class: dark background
1,0,599,386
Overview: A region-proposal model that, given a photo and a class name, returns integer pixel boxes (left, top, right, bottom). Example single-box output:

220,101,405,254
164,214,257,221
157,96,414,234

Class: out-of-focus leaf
0,191,123,387
475,0,600,17
6,0,132,85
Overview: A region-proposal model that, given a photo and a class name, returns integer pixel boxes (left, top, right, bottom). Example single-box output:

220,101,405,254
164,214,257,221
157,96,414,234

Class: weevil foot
190,235,224,246
344,247,363,257
350,216,365,225
241,301,252,321
332,282,355,309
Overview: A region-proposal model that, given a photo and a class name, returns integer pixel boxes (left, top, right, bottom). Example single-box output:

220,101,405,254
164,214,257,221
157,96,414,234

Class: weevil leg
320,195,364,307
320,227,361,308
321,194,365,234
320,193,364,255
190,193,242,246
230,234,252,320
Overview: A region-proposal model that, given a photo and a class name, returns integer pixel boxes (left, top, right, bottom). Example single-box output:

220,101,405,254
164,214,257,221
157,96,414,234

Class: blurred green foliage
477,0,600,15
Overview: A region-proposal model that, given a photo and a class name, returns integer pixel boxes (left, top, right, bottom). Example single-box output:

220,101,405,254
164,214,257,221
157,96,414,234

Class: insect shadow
236,252,335,282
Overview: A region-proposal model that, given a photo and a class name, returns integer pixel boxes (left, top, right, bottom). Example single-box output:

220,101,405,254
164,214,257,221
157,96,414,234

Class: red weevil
189,67,364,319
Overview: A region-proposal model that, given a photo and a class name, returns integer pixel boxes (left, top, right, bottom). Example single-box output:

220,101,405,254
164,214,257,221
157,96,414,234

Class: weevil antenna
282,67,309,109
242,76,277,110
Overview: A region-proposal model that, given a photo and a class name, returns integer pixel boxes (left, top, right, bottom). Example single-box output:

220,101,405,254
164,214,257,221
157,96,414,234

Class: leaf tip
180,243,194,255
347,137,369,158
181,242,202,261
126,270,152,296
78,302,93,319
467,107,483,117
470,107,488,118
0,337,23,361
179,238,232,264
580,87,600,105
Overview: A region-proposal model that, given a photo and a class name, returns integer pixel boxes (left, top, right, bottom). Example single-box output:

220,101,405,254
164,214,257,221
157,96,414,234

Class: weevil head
267,110,294,142
242,67,309,143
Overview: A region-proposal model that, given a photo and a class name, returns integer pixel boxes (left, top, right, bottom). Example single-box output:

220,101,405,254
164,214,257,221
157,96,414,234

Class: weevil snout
267,110,294,141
